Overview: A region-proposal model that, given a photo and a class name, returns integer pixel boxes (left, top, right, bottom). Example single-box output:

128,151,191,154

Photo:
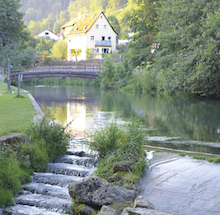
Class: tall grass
25,117,70,162
89,121,146,177
0,117,71,207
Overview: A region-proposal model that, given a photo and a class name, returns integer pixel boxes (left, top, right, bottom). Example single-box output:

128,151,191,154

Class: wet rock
121,207,178,215
79,204,97,215
68,176,108,205
92,185,136,206
103,173,120,183
69,176,136,208
133,196,155,210
113,161,134,172
100,205,120,215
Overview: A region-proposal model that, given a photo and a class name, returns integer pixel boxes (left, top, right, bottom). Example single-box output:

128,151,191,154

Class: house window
101,16,103,19
104,25,107,29
102,48,109,54
69,39,71,42
108,37,111,41
97,48,99,53
45,32,49,35
102,36,105,41
91,36,94,41
96,24,99,29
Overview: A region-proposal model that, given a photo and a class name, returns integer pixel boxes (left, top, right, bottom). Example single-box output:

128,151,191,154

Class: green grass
0,83,36,136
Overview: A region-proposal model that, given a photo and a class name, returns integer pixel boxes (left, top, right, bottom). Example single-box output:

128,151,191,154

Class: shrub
0,189,14,207
18,140,48,172
90,123,123,159
26,117,71,161
89,121,146,177
0,150,30,207
213,156,220,163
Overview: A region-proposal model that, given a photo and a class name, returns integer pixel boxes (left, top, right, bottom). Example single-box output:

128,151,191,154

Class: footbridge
10,66,101,80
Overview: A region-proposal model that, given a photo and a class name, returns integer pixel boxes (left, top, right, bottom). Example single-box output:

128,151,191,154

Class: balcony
95,40,112,47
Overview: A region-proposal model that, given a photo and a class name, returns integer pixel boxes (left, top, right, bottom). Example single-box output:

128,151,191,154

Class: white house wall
67,35,87,61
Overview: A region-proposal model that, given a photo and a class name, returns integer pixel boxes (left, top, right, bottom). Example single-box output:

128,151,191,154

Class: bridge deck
10,66,101,80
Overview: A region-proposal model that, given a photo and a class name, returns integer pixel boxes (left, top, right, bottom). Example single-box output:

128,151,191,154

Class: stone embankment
68,176,178,215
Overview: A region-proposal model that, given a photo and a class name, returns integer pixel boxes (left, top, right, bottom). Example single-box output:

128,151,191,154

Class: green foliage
18,140,48,172
0,189,14,207
213,157,220,163
154,0,220,96
0,117,71,207
35,38,55,55
101,54,132,89
126,63,157,93
90,123,122,159
51,40,67,60
0,150,30,207
26,117,71,161
0,0,35,67
89,121,146,177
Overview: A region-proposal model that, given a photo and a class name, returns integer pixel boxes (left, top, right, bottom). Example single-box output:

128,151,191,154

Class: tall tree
51,39,67,60
121,0,160,68
155,0,220,96
0,0,34,67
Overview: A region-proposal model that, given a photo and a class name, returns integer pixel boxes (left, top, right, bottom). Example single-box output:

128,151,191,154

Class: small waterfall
3,138,96,215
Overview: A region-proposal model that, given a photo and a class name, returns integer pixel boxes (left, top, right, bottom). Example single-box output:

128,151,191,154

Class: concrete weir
140,152,220,215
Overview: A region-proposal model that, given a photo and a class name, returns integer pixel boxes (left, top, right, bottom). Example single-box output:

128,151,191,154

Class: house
61,12,117,61
36,30,59,41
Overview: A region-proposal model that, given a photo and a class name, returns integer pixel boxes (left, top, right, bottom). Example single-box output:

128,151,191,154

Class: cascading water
3,138,96,215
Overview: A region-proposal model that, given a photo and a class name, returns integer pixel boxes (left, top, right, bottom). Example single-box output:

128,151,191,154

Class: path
140,152,220,215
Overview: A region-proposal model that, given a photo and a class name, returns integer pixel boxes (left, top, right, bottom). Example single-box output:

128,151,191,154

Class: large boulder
133,196,155,210
68,176,108,205
92,185,136,206
121,207,179,215
69,176,136,209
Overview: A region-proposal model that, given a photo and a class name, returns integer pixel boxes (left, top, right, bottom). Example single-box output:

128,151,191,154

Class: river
23,85,220,215
24,85,220,144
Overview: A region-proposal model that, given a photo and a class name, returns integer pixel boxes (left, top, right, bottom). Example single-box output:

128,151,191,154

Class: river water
25,85,220,145
10,84,220,215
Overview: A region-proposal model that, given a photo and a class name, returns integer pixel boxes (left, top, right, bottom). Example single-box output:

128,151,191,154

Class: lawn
0,83,36,136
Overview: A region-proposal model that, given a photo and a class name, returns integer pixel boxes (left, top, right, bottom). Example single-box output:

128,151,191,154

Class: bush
89,121,146,177
26,117,71,161
90,123,123,159
18,140,48,172
0,150,30,207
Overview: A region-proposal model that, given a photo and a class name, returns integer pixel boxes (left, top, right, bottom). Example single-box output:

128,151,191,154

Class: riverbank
0,83,43,137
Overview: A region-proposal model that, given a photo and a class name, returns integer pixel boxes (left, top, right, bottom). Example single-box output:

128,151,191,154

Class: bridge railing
10,66,101,74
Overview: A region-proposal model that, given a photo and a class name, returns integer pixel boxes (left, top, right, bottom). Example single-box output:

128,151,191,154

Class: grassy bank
0,83,36,136
0,117,71,207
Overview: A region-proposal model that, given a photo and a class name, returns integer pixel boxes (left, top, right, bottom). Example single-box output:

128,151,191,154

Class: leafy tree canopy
0,0,34,67
154,0,220,96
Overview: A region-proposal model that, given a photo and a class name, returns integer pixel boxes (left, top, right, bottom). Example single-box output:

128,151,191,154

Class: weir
3,138,96,215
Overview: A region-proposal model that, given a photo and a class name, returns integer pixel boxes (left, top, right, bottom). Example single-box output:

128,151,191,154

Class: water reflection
25,85,220,143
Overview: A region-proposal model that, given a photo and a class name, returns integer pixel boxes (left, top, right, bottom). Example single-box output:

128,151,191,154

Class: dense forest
1,0,220,97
